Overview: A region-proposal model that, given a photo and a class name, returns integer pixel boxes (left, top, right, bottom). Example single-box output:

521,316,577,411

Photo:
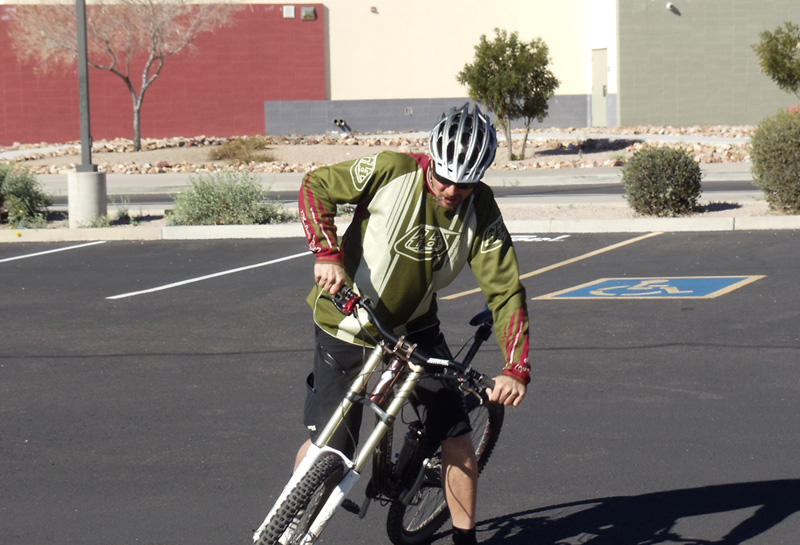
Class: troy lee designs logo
350,154,377,191
480,217,509,254
393,225,460,263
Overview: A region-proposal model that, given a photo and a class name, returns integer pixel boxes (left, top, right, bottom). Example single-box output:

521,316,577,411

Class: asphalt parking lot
2,231,799,545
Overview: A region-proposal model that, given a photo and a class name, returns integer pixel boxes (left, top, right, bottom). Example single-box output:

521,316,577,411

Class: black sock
452,527,477,545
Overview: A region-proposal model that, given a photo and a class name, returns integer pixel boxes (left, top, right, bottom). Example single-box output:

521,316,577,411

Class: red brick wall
0,4,326,146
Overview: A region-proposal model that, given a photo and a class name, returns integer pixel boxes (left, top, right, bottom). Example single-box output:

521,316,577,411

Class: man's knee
442,433,477,466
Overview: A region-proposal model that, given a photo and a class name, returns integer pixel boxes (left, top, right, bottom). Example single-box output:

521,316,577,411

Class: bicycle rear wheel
385,394,504,545
254,453,344,545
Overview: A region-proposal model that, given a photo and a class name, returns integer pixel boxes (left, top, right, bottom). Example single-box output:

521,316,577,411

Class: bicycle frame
253,288,494,545
253,335,447,544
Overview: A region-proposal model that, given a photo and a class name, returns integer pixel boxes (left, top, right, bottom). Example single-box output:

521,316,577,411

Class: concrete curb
3,214,799,243
1,226,164,242
161,223,303,240
505,215,800,233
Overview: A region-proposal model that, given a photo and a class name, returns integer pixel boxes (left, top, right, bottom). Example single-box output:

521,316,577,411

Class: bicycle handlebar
331,286,494,391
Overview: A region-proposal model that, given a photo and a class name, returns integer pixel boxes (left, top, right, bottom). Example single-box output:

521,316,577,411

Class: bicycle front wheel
254,453,344,545
386,393,504,545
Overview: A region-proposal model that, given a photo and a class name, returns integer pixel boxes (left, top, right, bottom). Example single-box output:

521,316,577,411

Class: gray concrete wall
264,95,589,135
607,94,619,127
618,0,800,126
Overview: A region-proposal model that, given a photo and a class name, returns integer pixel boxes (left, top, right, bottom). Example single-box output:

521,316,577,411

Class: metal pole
68,0,106,227
75,0,96,172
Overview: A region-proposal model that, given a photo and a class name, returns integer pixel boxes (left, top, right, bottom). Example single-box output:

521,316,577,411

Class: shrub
0,164,10,211
169,170,294,225
621,147,702,216
751,110,800,213
84,215,111,228
208,136,275,164
0,164,53,226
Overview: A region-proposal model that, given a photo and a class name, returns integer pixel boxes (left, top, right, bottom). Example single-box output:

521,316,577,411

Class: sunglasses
430,171,475,191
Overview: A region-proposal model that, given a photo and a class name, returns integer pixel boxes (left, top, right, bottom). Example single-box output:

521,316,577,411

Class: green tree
752,21,800,99
458,28,559,160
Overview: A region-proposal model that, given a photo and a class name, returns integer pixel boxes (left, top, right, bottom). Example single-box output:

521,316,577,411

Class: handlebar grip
333,286,361,315
337,285,357,299
331,286,491,391
470,369,494,391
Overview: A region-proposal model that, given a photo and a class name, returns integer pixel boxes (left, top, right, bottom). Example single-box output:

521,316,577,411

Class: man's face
427,169,475,210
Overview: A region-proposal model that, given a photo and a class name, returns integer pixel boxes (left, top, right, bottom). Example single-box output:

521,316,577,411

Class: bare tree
8,0,240,151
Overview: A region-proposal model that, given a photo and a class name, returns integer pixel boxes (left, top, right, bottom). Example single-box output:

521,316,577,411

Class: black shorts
304,325,471,457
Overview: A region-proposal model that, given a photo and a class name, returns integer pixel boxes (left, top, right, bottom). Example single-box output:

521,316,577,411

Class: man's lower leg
295,438,312,470
441,434,478,541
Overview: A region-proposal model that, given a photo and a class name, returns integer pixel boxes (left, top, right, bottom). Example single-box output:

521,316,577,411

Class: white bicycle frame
253,337,451,544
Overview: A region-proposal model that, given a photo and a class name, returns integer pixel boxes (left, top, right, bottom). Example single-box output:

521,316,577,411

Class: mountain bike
252,286,504,545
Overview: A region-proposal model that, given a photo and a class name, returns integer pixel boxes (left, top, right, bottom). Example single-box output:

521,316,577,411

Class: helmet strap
425,166,435,192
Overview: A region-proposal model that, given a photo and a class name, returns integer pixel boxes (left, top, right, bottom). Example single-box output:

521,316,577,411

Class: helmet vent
428,104,497,184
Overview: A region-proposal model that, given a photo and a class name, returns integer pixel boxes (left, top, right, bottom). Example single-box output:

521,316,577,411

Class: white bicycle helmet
429,103,497,183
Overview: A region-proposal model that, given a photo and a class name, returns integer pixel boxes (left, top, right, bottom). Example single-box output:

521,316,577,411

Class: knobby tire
385,394,505,545
254,453,344,545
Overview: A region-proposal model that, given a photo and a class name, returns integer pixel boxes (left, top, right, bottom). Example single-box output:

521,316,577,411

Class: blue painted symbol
536,276,765,300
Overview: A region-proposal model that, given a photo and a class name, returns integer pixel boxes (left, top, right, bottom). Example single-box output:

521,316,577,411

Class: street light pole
75,0,95,172
68,0,107,227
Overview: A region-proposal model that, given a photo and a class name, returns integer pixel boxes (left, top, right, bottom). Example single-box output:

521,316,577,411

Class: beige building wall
618,0,800,125
584,0,617,125
321,0,591,100
14,1,800,128
585,0,618,93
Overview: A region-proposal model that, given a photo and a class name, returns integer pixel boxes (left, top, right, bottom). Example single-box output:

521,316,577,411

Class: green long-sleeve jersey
298,151,531,383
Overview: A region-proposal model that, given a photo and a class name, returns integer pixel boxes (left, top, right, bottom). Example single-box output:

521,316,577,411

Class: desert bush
621,147,701,216
751,110,800,213
0,164,52,226
208,136,275,163
169,170,293,225
0,164,10,210
84,215,111,228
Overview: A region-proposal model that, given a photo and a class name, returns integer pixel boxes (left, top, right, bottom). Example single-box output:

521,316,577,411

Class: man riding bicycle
296,104,531,545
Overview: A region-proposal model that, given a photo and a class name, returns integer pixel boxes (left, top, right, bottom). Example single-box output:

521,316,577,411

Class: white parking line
0,240,107,264
106,250,312,300
441,232,664,300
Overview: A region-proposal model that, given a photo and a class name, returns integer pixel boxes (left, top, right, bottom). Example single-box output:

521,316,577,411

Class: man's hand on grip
487,375,527,407
315,262,347,295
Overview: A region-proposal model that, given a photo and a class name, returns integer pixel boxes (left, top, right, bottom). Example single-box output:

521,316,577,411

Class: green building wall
618,0,800,125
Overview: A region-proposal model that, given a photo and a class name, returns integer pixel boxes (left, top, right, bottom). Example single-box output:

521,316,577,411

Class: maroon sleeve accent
299,173,340,257
314,248,344,265
501,308,531,384
502,365,531,385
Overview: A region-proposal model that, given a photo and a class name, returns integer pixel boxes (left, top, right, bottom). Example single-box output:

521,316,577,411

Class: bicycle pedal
341,499,360,515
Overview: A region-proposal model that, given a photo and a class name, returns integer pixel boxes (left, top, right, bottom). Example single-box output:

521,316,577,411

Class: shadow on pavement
475,480,800,544
536,138,643,157
697,202,742,213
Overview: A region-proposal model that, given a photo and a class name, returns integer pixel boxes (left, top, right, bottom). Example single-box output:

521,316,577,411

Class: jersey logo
480,217,508,254
350,154,378,191
394,224,460,263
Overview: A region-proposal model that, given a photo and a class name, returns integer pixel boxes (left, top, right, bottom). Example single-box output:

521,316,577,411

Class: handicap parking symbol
535,276,765,300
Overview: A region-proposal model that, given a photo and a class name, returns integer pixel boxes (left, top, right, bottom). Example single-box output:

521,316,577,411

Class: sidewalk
32,160,753,196
4,161,799,243
3,127,800,242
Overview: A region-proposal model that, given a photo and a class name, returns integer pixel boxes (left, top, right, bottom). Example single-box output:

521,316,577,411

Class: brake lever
458,381,485,406
333,286,362,315
458,369,493,406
